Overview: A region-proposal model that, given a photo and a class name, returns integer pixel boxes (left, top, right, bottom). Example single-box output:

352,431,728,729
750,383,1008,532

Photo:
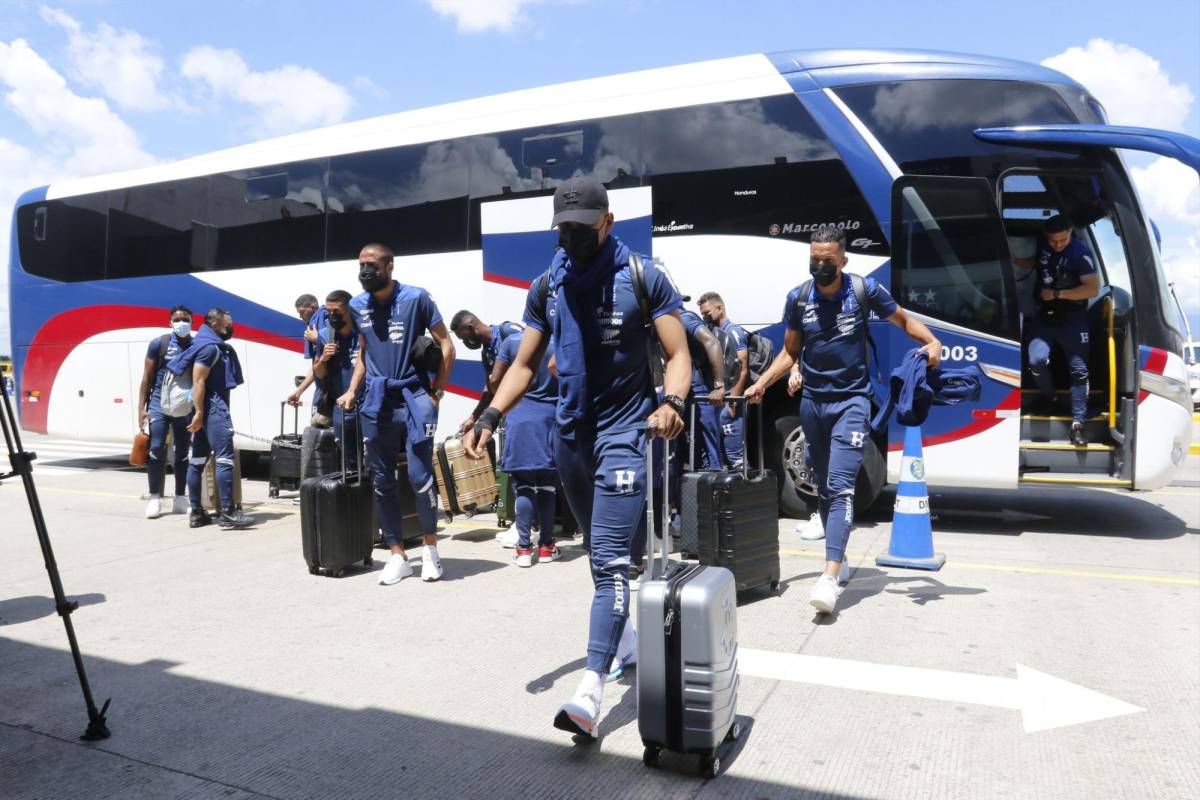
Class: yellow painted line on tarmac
1189,443,1200,456
781,548,1200,587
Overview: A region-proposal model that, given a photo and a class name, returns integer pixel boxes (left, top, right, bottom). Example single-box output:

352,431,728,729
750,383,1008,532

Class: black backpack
744,329,774,384
707,322,742,389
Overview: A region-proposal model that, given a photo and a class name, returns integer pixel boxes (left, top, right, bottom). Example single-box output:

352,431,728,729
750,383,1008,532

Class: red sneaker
513,546,534,568
538,544,561,563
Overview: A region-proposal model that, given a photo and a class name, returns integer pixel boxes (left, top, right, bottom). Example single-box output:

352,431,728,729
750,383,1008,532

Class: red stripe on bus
482,272,533,290
20,305,302,433
1138,347,1168,404
887,389,1020,452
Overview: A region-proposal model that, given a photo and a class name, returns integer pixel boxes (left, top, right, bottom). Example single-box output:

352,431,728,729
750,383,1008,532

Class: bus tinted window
107,178,210,279
16,193,107,282
644,96,887,255
836,80,1081,173
328,143,469,259
209,160,327,268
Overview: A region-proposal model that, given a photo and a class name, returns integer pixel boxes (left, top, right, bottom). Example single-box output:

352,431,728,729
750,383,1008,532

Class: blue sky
1,0,1197,352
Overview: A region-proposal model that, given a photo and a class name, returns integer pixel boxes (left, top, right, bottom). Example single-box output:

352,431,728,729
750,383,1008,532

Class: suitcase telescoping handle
340,410,365,487
280,400,299,437
689,395,763,479
644,423,672,580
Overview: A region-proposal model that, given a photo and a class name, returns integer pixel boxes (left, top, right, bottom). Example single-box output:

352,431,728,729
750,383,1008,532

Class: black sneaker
189,509,213,528
218,508,254,529
1069,423,1088,447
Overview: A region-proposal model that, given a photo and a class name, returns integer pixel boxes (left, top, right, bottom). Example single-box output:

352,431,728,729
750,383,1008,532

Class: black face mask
218,324,234,341
359,265,390,293
328,312,346,330
558,226,602,266
809,259,839,287
462,335,482,350
701,313,717,327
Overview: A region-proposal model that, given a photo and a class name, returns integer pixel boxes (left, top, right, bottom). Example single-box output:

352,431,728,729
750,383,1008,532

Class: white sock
579,669,604,697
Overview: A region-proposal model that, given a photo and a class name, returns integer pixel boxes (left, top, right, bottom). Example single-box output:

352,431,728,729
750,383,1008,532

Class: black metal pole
0,378,111,741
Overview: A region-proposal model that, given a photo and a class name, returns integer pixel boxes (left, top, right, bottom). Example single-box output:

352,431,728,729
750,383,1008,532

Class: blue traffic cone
875,425,945,571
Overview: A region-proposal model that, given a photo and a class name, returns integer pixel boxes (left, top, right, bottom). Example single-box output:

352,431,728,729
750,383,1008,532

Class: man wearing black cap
464,176,692,739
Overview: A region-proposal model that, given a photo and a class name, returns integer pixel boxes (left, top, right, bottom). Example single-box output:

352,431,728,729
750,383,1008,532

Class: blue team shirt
524,254,682,434
483,321,524,379
783,276,898,399
316,325,362,402
680,310,713,395
194,343,232,404
146,333,191,413
496,332,557,405
350,282,443,383
1035,236,1097,316
304,306,329,359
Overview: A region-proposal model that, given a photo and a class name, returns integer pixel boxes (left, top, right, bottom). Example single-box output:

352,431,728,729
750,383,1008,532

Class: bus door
889,176,1023,488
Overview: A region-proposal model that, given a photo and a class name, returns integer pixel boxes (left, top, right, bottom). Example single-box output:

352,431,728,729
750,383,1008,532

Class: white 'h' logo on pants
614,470,636,494
850,431,865,448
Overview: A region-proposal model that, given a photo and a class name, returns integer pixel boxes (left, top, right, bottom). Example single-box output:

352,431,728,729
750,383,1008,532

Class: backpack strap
796,279,814,350
628,252,652,331
154,333,172,373
849,273,880,372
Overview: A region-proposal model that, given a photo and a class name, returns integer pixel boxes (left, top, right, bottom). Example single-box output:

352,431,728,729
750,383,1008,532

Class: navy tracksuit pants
1028,313,1090,423
556,427,646,675
148,409,191,496
799,395,870,563
362,398,439,546
511,469,557,550
187,396,235,511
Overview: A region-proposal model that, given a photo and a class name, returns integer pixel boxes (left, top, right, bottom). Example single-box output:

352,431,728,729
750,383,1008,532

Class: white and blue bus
9,48,1196,513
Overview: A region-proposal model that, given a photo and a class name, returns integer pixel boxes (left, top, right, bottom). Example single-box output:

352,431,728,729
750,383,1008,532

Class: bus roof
37,48,1081,202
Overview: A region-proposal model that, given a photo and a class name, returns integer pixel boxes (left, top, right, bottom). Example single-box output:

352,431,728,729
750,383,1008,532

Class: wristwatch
662,394,686,416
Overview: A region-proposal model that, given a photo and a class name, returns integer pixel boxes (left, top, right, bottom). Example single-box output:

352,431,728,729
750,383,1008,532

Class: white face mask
172,320,192,337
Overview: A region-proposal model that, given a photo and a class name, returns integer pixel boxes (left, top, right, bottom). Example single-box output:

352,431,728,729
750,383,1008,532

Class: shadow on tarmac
0,594,106,627
813,568,988,625
0,640,853,799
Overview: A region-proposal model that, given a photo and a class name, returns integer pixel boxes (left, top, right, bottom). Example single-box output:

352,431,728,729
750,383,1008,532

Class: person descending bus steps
288,294,332,427
137,305,194,519
463,176,692,739
493,330,561,567
449,310,525,548
339,243,457,586
746,226,941,615
1011,215,1100,445
698,292,750,469
168,308,254,530
313,291,363,474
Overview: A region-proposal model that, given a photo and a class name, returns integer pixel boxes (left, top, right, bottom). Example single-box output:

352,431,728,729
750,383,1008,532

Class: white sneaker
420,545,443,582
145,497,162,519
838,557,850,585
379,554,412,585
554,670,604,738
171,496,188,514
607,622,638,682
796,515,825,540
495,528,520,548
512,547,534,568
809,574,842,614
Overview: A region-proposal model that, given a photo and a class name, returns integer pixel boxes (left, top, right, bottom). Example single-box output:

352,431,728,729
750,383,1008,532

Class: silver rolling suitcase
637,427,740,779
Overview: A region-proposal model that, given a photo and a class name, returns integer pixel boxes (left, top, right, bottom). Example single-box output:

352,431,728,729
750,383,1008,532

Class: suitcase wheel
642,746,660,768
725,721,741,743
363,557,373,567
326,569,344,579
701,753,720,779
269,486,279,498
770,579,780,593
306,564,320,576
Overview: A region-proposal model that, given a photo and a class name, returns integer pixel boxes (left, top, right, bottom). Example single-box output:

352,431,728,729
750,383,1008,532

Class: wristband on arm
473,407,502,438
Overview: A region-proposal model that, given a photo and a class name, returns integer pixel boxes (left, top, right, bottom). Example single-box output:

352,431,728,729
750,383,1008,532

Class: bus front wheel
769,415,886,517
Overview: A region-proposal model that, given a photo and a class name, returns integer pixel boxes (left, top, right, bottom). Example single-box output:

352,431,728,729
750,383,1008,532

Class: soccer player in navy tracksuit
449,310,524,434
313,290,363,473
698,292,750,468
137,305,194,520
746,226,941,615
463,176,691,739
288,294,330,423
338,243,457,586
1011,215,1100,445
492,330,561,567
168,308,254,530
679,308,728,471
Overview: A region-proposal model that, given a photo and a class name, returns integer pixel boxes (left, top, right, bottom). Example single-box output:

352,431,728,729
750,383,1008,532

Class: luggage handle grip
643,423,671,579
690,395,764,478
279,400,299,437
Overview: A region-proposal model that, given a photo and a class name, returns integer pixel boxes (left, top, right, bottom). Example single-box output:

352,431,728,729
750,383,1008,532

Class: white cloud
0,38,156,355
181,46,352,135
1042,39,1194,130
1132,156,1200,227
425,0,579,33
1160,234,1200,340
40,6,174,112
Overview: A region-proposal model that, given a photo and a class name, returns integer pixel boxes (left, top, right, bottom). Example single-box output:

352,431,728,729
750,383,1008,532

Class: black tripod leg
0,380,111,740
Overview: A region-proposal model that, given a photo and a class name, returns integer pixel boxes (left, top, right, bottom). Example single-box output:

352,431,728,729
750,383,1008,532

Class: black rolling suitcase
680,398,780,595
269,402,302,497
638,425,740,779
301,416,374,578
300,424,337,481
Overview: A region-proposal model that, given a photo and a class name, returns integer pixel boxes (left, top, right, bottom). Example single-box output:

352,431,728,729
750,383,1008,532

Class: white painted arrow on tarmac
738,648,1143,733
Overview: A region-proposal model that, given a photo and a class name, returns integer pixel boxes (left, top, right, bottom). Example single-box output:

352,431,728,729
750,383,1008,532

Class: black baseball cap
551,176,609,228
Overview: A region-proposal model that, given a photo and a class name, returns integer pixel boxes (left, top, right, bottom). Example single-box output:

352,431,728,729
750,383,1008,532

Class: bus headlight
1140,370,1192,413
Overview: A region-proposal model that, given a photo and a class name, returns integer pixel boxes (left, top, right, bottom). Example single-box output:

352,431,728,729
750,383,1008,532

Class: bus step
1020,444,1114,472
1018,472,1131,488
1020,416,1112,442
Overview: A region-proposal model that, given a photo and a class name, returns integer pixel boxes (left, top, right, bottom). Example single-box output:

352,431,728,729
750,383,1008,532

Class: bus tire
768,414,886,517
